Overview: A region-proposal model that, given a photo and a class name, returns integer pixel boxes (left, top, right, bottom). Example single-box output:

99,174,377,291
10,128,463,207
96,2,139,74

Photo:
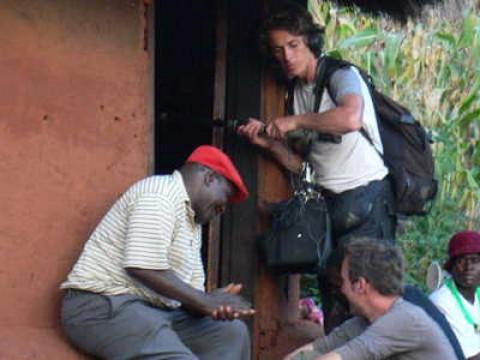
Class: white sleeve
123,194,176,270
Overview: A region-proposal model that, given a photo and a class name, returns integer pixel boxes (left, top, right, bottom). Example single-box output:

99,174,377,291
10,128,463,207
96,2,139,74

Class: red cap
444,230,480,270
186,145,248,203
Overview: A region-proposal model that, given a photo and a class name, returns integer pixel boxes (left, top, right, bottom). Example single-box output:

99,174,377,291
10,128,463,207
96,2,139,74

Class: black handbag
258,163,332,274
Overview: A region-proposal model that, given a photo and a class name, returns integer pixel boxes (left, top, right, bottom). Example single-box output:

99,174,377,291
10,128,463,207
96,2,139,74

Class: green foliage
305,0,480,294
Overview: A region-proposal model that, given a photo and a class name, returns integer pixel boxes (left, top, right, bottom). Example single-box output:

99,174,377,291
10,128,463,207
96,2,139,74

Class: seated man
285,238,457,360
430,231,480,360
60,145,254,360
319,249,465,359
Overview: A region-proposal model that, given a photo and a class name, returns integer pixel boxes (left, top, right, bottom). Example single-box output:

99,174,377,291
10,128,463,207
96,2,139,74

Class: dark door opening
154,0,223,290
154,0,216,175
154,0,265,354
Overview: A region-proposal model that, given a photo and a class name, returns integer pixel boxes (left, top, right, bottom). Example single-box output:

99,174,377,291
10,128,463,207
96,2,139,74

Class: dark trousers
62,290,251,360
318,178,397,333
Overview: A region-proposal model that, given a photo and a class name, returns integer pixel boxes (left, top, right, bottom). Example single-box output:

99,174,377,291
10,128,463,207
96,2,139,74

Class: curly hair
343,238,404,296
260,1,324,58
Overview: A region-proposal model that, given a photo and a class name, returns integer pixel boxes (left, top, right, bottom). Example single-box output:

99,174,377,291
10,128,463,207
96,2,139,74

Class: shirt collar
173,170,196,225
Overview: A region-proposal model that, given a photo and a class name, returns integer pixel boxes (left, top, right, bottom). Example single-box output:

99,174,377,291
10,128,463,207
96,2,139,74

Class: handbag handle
292,162,322,201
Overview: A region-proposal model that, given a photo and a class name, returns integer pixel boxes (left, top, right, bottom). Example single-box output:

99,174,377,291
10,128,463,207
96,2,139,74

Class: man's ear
203,169,215,187
355,277,368,294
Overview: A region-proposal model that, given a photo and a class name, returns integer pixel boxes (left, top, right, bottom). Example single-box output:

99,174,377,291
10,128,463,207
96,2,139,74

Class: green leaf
458,108,480,128
466,170,480,190
337,22,357,39
435,32,457,46
458,77,480,114
326,49,344,60
459,12,476,48
339,28,379,49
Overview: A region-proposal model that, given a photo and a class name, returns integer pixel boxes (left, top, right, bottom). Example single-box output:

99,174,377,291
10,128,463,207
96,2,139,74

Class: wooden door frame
206,0,228,292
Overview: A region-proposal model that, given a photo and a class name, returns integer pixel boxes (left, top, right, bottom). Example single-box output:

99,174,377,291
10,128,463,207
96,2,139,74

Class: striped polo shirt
60,171,204,308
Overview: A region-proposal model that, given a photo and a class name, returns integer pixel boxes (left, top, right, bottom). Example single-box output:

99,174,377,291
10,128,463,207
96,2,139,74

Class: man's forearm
266,140,303,174
126,267,252,318
294,108,360,135
294,94,363,134
126,267,210,314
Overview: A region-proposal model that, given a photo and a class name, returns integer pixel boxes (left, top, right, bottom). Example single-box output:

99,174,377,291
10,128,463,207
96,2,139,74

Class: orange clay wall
0,1,151,358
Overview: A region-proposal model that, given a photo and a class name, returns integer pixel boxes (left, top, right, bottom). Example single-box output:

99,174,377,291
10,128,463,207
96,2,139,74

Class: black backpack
287,56,438,216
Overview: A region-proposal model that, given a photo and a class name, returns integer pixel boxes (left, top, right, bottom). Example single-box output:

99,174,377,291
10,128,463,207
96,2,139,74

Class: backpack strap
286,79,296,116
317,56,376,107
359,128,385,162
285,56,340,115
314,56,352,111
318,56,386,159
285,56,355,146
313,56,351,144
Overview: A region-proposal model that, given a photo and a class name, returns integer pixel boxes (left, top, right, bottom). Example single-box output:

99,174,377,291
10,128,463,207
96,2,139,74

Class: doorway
154,0,265,353
153,0,261,299
154,0,226,290
154,0,217,175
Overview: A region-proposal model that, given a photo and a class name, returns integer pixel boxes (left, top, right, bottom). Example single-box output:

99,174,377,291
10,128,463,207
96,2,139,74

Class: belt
63,288,97,298
319,179,386,199
320,188,337,198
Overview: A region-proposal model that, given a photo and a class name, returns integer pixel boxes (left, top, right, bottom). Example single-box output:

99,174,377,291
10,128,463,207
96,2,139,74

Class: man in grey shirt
285,239,457,360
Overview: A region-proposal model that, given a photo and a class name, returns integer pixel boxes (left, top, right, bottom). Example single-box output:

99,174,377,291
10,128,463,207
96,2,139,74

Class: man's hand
207,283,255,321
236,117,303,173
284,347,340,360
283,341,342,360
283,343,314,360
265,116,299,140
236,118,273,149
126,268,255,321
237,117,299,143
220,282,244,295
